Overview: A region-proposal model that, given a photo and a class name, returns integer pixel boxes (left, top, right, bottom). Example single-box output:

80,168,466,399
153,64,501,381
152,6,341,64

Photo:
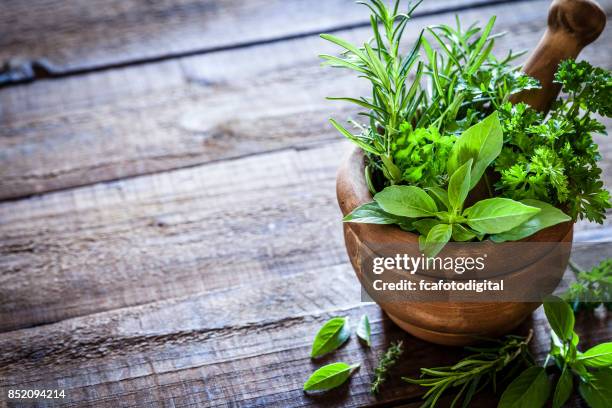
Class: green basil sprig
499,296,612,408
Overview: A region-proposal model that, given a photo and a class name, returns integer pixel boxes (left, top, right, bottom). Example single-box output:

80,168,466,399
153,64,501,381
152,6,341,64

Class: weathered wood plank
0,0,514,83
0,263,608,407
0,142,352,331
2,0,611,200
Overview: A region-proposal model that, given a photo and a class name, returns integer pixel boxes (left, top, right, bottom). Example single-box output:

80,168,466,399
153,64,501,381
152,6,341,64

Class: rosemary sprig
371,340,404,394
403,331,533,408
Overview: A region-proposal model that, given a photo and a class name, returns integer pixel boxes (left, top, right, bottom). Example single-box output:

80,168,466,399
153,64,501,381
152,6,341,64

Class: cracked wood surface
1,0,610,200
0,0,611,406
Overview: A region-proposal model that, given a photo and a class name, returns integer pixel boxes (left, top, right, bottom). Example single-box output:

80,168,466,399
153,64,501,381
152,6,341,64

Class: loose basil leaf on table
311,317,351,358
303,362,360,392
356,314,371,346
498,366,551,408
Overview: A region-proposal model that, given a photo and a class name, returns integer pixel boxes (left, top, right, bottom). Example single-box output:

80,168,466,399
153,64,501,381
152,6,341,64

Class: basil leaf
447,111,503,189
303,362,360,391
498,366,551,408
422,223,452,258
374,185,438,217
311,317,350,358
464,198,540,234
343,202,409,225
578,342,612,368
543,296,575,342
452,224,478,242
490,199,571,242
448,158,473,212
356,314,371,346
413,218,442,236
552,367,573,408
578,368,612,408
426,186,450,210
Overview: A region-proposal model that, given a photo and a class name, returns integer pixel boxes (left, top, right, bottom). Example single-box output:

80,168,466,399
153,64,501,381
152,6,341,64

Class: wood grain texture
0,262,608,407
2,0,611,200
0,0,502,83
0,143,350,332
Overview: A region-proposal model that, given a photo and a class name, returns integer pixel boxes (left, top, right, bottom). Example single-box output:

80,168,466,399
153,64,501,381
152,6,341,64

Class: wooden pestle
511,0,606,114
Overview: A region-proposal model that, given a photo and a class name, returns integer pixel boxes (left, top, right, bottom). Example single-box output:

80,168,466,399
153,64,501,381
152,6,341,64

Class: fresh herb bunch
403,332,533,408
321,0,534,189
495,60,612,223
499,296,612,408
371,340,404,394
323,0,610,252
407,297,612,408
344,112,571,257
564,258,612,312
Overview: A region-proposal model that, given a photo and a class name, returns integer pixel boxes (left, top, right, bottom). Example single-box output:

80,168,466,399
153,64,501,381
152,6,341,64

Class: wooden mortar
336,0,606,345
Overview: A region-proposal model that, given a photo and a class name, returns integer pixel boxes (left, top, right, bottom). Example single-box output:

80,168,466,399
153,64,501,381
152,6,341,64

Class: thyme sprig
403,331,533,407
371,340,404,394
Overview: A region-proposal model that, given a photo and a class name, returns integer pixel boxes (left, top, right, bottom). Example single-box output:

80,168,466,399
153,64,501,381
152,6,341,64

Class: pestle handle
511,0,606,113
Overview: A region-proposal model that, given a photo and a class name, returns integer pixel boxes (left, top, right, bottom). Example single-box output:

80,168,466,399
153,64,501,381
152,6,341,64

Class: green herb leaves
563,258,612,312
343,111,572,257
356,314,371,346
464,198,540,234
498,366,550,408
578,368,612,408
448,159,472,213
543,295,575,342
311,317,351,358
422,223,452,259
303,363,360,392
304,315,371,393
447,111,503,190
577,343,612,368
552,367,572,408
490,199,570,242
374,185,437,218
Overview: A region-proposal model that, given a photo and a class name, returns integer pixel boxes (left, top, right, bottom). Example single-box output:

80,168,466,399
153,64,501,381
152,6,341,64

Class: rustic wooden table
0,0,610,406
